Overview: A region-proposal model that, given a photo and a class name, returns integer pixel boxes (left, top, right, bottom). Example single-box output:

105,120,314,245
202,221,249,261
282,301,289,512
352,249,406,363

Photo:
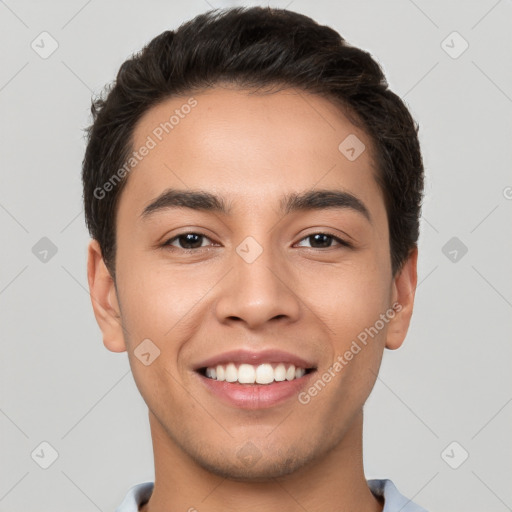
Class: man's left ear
385,246,418,350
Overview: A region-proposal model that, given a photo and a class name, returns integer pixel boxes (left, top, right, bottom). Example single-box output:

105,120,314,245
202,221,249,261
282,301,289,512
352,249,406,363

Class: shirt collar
116,479,428,512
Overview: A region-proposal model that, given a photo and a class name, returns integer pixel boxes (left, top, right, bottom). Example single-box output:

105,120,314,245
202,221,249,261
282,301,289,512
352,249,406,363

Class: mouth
192,348,318,409
196,363,316,384
192,351,318,409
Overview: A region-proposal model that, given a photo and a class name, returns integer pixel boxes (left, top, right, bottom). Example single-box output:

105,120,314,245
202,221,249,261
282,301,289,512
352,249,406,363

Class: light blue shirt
115,479,428,511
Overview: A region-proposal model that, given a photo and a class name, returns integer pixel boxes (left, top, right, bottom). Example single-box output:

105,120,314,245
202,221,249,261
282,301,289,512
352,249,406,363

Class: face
88,85,417,481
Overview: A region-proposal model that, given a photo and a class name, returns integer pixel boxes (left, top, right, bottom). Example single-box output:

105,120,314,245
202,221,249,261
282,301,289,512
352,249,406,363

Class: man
83,6,427,511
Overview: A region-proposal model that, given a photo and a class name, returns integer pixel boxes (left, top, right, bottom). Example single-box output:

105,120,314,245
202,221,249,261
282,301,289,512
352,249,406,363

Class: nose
213,241,302,329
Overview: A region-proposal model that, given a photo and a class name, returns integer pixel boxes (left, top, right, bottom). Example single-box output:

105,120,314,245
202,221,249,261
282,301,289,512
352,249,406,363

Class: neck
140,410,383,512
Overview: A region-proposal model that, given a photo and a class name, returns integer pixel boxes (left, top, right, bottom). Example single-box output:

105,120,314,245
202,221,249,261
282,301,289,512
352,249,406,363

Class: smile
195,366,317,410
199,362,314,384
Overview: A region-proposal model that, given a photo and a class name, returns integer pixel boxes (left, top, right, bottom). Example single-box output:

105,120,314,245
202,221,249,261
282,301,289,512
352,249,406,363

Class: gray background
1,0,511,511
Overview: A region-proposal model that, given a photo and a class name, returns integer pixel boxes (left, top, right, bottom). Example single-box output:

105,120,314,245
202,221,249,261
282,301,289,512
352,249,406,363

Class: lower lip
196,371,317,409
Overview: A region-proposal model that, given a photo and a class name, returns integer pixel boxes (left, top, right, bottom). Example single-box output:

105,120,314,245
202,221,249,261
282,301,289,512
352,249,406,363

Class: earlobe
86,239,127,353
385,246,419,351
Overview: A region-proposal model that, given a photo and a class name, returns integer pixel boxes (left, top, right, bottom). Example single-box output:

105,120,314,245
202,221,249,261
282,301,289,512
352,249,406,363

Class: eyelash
161,231,352,252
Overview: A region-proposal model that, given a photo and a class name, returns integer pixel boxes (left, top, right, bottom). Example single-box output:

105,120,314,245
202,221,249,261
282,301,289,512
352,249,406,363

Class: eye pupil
310,233,331,248
180,233,202,249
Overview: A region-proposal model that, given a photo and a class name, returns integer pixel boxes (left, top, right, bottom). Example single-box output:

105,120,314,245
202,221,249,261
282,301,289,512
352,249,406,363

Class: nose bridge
214,234,301,327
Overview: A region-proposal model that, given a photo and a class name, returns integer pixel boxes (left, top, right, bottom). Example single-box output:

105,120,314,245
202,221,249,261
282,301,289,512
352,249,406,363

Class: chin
192,447,313,482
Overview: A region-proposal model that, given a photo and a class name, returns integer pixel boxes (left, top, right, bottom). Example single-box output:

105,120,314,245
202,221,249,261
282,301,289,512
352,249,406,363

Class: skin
87,84,418,512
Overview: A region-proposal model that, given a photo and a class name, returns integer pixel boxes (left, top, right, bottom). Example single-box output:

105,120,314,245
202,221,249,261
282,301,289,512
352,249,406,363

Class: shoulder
115,482,154,512
367,479,429,512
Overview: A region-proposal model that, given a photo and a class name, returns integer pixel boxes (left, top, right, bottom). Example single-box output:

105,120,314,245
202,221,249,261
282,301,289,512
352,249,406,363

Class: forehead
120,86,384,222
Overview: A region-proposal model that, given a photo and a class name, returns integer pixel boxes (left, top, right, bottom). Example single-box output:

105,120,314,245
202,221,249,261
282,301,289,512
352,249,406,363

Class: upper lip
193,349,317,371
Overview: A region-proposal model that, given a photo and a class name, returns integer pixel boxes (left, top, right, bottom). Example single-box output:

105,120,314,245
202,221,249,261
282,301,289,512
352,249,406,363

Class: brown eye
163,232,212,250
296,232,351,249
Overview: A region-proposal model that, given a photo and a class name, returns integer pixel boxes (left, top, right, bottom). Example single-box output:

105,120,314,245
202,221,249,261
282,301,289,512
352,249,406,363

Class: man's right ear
86,239,127,353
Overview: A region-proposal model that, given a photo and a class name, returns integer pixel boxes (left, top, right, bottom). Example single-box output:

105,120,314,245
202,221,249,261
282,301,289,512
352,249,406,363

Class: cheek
116,259,216,350
306,269,389,415
296,258,390,341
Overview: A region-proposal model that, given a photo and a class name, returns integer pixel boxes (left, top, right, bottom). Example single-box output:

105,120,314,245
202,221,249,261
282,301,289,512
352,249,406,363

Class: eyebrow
140,188,372,224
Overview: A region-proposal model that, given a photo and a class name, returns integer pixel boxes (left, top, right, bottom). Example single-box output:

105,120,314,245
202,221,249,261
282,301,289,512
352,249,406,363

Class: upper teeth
205,363,307,384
